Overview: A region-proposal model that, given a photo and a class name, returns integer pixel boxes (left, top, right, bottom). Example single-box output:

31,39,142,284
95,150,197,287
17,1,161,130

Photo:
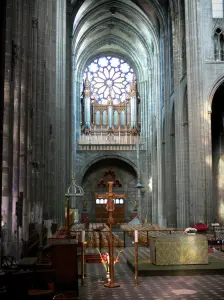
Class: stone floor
78,247,224,300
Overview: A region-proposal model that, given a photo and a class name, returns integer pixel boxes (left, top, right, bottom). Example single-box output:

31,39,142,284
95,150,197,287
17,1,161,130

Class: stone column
185,0,207,223
0,0,7,258
151,53,160,225
2,0,14,255
30,10,38,218
170,4,189,229
55,0,67,225
20,1,32,243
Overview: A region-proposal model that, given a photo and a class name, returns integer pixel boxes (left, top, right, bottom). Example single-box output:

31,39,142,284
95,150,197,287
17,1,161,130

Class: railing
79,133,139,145
49,228,191,252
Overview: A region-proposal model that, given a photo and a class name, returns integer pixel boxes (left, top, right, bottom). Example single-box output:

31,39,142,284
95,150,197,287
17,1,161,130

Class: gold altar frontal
150,234,208,265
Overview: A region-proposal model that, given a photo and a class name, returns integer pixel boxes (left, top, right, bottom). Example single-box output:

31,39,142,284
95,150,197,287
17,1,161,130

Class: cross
96,181,125,288
96,181,125,223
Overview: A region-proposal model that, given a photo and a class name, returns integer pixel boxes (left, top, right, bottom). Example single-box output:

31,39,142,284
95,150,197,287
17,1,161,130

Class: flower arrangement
96,248,123,280
184,227,197,234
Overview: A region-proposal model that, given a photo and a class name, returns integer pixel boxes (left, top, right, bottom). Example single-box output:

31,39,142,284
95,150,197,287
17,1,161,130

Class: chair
1,256,18,270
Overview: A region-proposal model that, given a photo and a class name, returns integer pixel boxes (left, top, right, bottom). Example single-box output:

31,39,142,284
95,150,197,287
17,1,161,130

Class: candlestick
81,230,85,242
134,241,138,286
81,238,85,286
134,230,138,242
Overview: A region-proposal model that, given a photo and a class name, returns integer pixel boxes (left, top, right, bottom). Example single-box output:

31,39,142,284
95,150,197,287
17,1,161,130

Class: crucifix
96,181,125,288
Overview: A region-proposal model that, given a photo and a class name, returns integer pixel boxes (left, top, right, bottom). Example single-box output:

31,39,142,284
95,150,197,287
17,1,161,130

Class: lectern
43,239,79,295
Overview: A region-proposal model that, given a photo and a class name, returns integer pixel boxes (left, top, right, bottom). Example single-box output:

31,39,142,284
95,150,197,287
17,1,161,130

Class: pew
2,266,56,299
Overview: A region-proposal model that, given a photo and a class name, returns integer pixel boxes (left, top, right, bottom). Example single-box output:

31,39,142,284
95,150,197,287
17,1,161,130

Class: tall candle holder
134,230,138,287
81,230,86,286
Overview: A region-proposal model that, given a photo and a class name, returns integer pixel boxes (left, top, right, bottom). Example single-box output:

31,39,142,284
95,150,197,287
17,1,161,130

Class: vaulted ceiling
69,0,170,79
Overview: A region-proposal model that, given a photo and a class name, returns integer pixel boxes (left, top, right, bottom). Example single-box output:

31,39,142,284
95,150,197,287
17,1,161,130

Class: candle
134,230,138,243
81,230,85,242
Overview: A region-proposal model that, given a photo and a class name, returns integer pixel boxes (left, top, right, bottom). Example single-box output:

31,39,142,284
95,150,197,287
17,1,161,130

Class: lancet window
80,56,141,145
214,27,224,61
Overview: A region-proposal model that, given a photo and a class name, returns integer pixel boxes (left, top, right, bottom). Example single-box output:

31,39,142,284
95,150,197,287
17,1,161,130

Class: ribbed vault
71,0,168,80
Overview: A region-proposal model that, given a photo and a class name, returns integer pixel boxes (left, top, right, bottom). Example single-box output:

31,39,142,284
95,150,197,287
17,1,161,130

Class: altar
150,234,208,265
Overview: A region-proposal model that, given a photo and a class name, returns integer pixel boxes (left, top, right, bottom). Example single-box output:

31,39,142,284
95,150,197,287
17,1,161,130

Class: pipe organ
80,75,141,145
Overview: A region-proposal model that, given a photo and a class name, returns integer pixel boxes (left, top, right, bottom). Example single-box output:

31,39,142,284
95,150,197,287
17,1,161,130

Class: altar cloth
194,223,208,231
150,234,208,265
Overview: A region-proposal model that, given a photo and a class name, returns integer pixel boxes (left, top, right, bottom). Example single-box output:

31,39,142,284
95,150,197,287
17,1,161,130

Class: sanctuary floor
79,246,224,300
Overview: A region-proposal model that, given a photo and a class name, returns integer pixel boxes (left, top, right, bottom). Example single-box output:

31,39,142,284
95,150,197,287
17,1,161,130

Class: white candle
134,230,138,243
81,230,85,242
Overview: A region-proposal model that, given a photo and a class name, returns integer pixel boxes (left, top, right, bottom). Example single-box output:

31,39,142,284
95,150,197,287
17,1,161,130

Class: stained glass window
95,198,124,205
84,56,135,104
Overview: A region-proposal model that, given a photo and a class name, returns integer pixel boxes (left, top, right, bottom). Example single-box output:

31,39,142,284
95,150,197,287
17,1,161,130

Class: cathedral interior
1,0,224,298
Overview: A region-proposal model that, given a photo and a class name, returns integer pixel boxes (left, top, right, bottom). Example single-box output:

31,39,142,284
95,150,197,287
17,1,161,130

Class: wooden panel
43,240,79,293
96,204,124,224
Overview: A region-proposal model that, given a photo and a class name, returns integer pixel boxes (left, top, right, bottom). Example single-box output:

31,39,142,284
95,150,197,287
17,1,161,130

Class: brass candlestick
81,241,85,286
134,241,138,287
66,196,70,237
134,230,139,287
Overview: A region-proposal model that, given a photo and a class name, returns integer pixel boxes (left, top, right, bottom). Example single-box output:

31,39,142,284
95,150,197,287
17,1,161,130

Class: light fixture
66,175,84,197
135,183,144,189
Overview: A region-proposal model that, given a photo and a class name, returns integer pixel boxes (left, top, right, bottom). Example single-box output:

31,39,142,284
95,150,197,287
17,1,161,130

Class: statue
133,199,138,211
83,199,87,211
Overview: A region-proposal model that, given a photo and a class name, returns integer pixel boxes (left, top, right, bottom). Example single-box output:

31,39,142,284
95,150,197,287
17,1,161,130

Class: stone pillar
0,0,7,258
185,0,207,223
138,80,148,220
20,2,32,243
2,0,20,256
140,70,153,223
55,0,67,225
170,3,189,229
45,0,57,223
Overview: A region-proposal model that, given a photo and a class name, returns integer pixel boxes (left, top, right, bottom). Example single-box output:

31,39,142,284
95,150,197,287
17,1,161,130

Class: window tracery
84,56,135,104
214,27,224,61
80,56,141,145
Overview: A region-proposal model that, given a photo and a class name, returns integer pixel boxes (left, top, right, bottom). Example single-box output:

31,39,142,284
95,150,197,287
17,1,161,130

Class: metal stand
66,196,70,237
104,220,120,288
103,181,121,288
134,241,138,287
81,241,85,286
